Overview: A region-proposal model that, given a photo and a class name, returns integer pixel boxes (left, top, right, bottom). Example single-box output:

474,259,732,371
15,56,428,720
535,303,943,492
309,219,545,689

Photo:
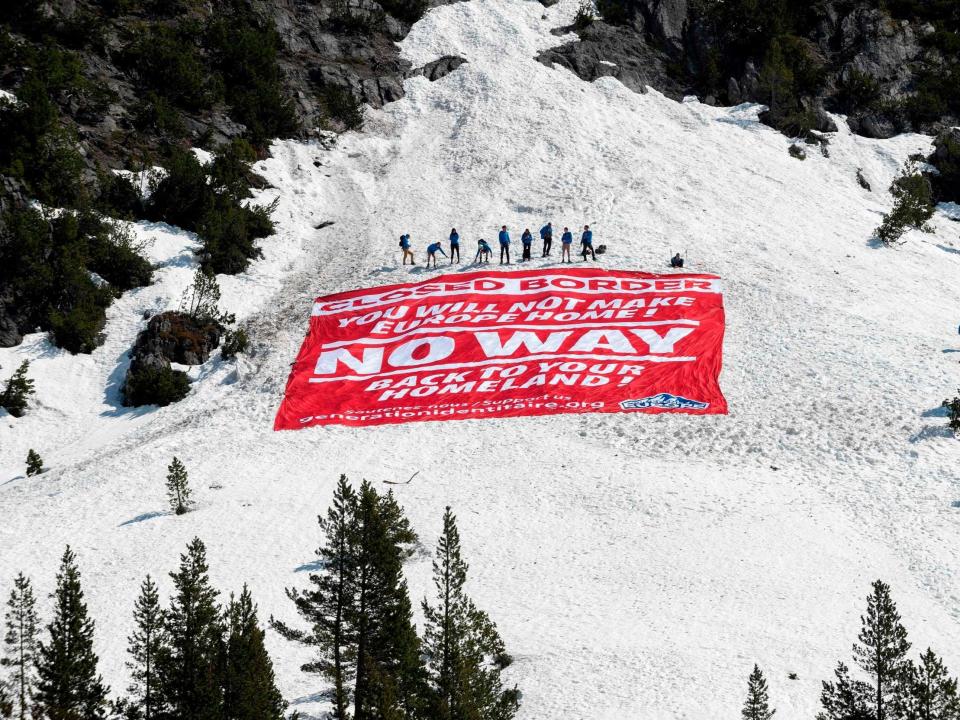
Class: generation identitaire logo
620,394,710,411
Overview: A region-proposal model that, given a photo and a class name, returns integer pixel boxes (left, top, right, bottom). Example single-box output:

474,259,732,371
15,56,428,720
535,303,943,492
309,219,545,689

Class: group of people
399,223,599,268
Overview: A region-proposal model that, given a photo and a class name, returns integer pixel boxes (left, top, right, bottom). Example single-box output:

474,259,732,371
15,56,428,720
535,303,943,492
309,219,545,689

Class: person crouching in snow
475,238,492,263
521,228,533,261
580,225,595,261
400,234,414,265
560,227,573,263
426,241,447,268
670,252,684,268
449,228,460,263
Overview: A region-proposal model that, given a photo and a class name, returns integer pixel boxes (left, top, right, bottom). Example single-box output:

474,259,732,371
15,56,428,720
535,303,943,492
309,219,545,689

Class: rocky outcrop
129,311,223,369
539,0,958,140
539,21,684,99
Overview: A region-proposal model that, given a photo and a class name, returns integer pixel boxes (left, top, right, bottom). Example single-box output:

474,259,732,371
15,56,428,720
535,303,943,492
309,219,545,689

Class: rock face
539,21,685,99
129,311,223,370
539,0,958,140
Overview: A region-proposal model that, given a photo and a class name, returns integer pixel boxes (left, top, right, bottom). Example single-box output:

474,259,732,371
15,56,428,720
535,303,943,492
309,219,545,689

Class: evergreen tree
875,162,936,245
943,393,960,434
742,664,775,720
818,662,872,720
271,474,357,719
1,361,35,418
33,546,109,720
1,573,39,720
157,538,224,720
422,507,516,720
223,586,286,720
126,576,167,720
853,580,911,720
25,450,43,477
165,457,192,516
893,648,960,720
274,476,426,720
350,480,426,720
1,684,11,719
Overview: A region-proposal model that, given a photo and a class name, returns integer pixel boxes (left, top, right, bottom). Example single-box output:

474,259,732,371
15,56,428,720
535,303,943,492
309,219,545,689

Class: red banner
274,268,727,429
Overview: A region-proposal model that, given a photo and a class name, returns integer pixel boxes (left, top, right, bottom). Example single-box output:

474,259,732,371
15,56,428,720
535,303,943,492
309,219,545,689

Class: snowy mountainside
3,0,960,717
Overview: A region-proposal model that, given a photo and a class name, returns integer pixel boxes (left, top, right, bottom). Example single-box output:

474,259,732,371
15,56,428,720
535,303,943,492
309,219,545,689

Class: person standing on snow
399,234,414,265
498,225,511,264
580,225,595,261
540,222,553,256
449,228,460,263
426,241,447,268
521,228,533,261
560,227,573,263
475,238,492,263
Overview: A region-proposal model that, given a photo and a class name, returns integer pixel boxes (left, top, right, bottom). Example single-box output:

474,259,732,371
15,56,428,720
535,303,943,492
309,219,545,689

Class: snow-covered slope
3,0,960,717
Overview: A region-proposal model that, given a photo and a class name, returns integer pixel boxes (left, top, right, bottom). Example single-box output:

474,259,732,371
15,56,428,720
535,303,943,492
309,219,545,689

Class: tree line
741,579,960,720
0,476,518,720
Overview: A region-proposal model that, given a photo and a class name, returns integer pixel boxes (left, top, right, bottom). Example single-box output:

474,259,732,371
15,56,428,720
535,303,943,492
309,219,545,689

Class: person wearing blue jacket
475,238,492,263
399,234,414,265
449,228,460,263
498,225,511,264
560,227,573,263
540,222,553,256
426,241,447,268
580,225,595,261
521,228,533,261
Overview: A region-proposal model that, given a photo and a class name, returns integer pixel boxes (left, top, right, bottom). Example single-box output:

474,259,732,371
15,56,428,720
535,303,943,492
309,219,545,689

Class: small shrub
788,144,806,160
221,327,248,359
944,393,960,434
180,267,228,324
1,360,35,417
131,92,187,140
874,161,935,245
48,300,109,354
95,171,144,219
87,220,154,291
574,1,596,30
378,0,428,24
320,84,364,131
26,449,43,476
122,364,190,407
836,70,881,114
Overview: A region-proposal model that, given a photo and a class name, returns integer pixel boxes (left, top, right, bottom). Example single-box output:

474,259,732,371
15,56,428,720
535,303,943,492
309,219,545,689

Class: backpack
596,244,607,255
399,239,404,247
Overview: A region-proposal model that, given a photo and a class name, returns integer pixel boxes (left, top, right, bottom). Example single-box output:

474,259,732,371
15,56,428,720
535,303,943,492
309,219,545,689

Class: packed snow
2,0,960,717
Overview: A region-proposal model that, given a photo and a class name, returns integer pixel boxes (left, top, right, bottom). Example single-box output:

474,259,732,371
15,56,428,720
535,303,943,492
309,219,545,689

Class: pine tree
126,576,167,720
165,457,192,515
1,361,35,418
157,538,224,720
894,648,960,720
742,664,775,720
422,507,516,720
350,480,426,720
25,450,43,477
1,573,39,720
223,586,286,720
271,474,357,719
33,546,109,720
853,580,911,720
943,393,960,433
818,662,872,720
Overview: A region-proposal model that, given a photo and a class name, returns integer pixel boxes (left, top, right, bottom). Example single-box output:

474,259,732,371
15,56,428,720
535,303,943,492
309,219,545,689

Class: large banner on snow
274,268,726,429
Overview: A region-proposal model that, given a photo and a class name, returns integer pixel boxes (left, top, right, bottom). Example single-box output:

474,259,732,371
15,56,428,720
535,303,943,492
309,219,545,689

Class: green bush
132,92,187,141
574,1,597,29
206,13,298,146
221,327,248,359
837,70,882,114
931,133,960,203
0,206,152,353
321,84,364,131
122,364,191,407
378,0,428,24
127,25,220,112
95,171,144,219
874,163,935,245
147,146,275,275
